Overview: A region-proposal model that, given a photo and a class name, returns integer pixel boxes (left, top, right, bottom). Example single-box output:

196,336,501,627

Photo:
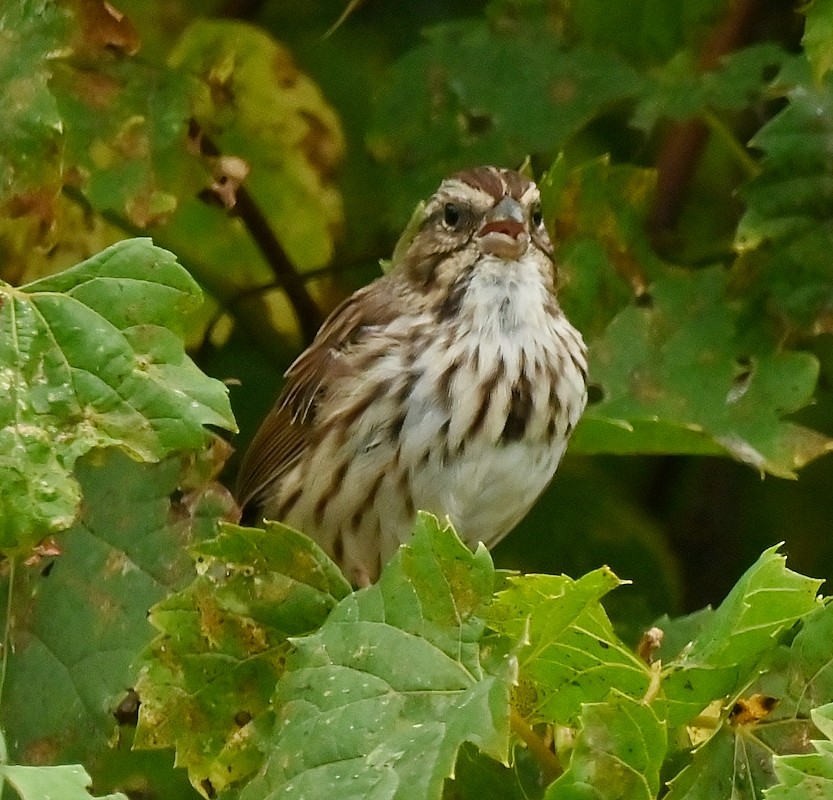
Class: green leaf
665,720,762,800
662,546,823,725
572,267,829,477
766,703,833,799
0,763,128,800
0,239,236,552
51,56,188,230
12,5,344,349
486,569,651,725
239,513,511,800
541,156,832,475
749,602,833,752
666,602,833,800
631,45,794,131
499,458,682,642
23,237,203,332
134,521,351,797
539,157,662,338
0,0,69,211
545,692,667,800
802,0,833,84
735,67,833,338
369,21,643,224
0,448,226,771
547,0,726,66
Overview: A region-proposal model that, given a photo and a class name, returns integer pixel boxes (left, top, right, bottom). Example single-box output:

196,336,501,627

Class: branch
0,558,16,718
196,129,324,343
62,186,297,365
216,0,269,19
648,0,762,246
510,708,563,784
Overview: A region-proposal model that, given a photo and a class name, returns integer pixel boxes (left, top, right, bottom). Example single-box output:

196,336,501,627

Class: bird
236,166,588,585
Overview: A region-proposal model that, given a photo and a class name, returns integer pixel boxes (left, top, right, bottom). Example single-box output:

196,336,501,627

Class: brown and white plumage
236,166,588,584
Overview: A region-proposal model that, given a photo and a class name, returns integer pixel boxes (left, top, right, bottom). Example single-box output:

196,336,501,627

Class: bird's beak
476,196,529,260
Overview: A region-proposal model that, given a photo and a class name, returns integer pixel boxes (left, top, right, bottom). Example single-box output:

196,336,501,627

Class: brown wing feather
235,402,306,511
235,278,404,513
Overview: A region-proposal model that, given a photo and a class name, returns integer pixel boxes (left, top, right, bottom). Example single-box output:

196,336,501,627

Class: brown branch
61,187,296,364
648,0,762,246
196,129,324,343
216,0,269,19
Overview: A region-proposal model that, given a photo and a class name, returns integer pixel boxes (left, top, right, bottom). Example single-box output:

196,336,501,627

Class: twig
216,0,268,19
648,0,762,242
0,558,16,722
702,110,761,180
510,708,563,784
323,0,368,38
61,187,298,364
196,130,324,343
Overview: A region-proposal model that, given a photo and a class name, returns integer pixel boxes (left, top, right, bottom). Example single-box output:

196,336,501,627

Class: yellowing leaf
169,20,345,273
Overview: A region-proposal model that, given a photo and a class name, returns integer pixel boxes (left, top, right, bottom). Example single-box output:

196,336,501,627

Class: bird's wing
235,279,401,512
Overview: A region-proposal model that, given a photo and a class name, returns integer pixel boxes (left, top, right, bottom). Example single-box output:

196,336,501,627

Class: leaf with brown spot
134,522,351,798
572,267,831,477
665,600,833,800
0,449,221,778
0,1,69,223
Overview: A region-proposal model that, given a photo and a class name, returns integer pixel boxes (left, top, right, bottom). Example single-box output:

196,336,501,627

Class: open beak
476,196,529,260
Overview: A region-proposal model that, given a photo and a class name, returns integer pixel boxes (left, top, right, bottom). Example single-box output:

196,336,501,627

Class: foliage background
4,0,832,613
3,0,833,797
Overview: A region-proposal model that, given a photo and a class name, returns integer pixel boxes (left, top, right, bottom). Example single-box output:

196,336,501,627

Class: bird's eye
443,203,461,227
531,205,543,227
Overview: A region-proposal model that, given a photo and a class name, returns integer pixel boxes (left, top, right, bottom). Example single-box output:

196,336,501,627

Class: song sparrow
236,166,588,584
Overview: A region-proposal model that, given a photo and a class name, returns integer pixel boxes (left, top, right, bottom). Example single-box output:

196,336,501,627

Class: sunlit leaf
486,569,650,725
662,545,822,725
169,19,345,273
